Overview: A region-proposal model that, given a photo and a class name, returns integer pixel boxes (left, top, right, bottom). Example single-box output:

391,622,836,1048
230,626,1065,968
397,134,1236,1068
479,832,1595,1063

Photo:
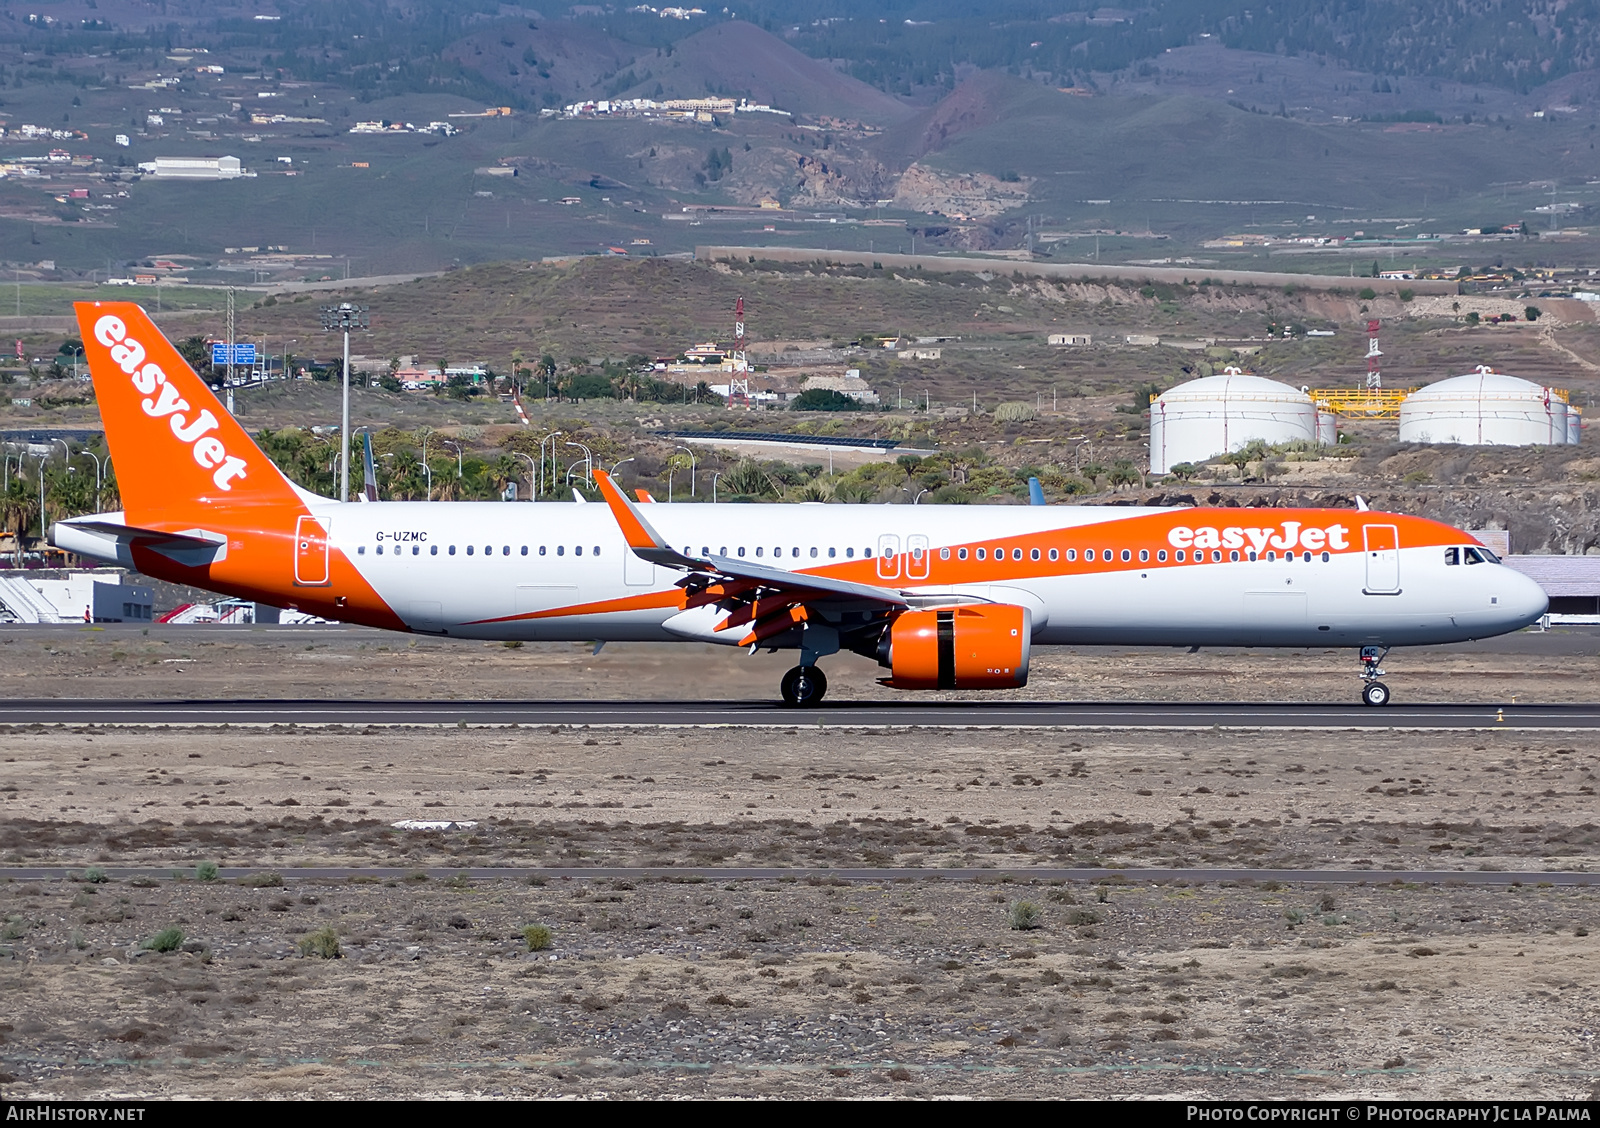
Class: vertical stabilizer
76,302,300,525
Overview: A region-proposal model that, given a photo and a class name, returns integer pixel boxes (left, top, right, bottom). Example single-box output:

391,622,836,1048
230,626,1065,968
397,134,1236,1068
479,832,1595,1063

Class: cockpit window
1463,546,1486,565
1477,546,1500,563
1445,547,1460,566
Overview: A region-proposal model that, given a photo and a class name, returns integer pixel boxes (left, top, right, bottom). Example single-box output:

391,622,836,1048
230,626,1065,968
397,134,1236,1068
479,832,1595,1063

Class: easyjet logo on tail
1167,521,1351,554
93,313,248,492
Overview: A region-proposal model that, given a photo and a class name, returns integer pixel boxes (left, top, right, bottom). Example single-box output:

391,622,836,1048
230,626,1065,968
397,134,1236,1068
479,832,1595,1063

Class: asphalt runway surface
5,697,1600,728
2,866,1594,885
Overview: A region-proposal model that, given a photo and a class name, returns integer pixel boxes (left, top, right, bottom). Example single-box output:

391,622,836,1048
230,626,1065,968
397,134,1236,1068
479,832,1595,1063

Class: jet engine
877,604,1031,690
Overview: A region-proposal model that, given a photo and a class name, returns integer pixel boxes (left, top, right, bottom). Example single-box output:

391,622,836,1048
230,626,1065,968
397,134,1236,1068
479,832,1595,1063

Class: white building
136,155,244,179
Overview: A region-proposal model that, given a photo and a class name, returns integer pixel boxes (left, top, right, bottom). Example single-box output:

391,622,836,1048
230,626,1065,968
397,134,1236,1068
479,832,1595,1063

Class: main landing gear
780,665,828,708
1359,646,1391,706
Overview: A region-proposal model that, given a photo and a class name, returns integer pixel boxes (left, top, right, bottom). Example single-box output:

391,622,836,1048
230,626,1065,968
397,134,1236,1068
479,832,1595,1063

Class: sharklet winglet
593,469,708,571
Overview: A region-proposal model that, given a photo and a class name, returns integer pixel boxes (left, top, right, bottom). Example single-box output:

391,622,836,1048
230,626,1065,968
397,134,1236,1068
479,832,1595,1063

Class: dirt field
1,636,1597,1100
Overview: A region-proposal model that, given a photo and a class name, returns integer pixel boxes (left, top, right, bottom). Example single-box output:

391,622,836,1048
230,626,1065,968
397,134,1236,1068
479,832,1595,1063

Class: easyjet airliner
53,302,1548,706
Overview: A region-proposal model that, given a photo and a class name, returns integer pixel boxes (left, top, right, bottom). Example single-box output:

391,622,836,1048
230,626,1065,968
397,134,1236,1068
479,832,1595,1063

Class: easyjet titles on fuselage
1167,521,1352,554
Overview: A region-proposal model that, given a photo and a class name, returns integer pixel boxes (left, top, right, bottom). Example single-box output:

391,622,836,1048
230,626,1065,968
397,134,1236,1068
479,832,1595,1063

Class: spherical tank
1149,369,1318,474
1399,367,1570,446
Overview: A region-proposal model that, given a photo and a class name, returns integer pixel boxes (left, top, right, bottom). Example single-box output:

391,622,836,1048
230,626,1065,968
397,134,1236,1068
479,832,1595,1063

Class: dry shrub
298,926,342,959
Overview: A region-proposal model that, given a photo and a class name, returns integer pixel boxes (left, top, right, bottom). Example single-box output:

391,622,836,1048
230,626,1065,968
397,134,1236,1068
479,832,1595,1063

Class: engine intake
878,604,1031,690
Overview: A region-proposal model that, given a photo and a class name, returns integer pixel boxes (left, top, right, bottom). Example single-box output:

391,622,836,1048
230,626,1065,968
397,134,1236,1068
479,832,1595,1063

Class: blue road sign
210,343,258,366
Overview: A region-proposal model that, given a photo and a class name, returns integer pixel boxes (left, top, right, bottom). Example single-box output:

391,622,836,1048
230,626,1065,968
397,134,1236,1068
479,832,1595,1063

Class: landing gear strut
780,665,827,708
1359,646,1391,706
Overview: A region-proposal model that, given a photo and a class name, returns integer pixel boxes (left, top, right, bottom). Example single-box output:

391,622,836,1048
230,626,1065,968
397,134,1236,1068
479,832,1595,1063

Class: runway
4,698,1600,728
2,866,1593,886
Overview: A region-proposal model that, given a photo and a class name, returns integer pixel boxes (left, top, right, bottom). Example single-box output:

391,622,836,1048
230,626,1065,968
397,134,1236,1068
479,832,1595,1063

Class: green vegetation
237,872,284,888
142,927,184,953
792,388,862,412
81,866,108,884
298,927,343,959
195,862,220,883
523,924,553,951
1008,901,1042,930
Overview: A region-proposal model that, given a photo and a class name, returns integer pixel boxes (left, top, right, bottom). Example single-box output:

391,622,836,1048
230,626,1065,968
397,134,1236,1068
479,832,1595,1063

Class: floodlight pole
320,302,369,503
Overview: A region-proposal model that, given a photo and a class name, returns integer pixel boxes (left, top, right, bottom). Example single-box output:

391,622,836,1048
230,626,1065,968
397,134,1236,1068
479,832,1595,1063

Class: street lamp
79,449,104,511
511,452,536,501
537,429,562,498
610,456,636,478
674,445,696,498
565,441,593,489
319,301,369,503
417,458,432,500
711,471,722,503
442,440,463,479
901,486,929,504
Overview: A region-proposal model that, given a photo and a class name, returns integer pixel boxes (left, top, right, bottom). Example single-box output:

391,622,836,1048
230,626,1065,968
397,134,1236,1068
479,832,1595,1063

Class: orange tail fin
76,301,303,526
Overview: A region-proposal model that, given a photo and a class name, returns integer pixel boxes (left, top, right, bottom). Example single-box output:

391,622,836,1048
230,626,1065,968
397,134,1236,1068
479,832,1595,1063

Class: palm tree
0,479,39,567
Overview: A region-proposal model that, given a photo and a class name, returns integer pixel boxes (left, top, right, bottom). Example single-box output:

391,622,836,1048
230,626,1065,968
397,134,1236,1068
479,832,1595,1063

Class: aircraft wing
594,469,907,647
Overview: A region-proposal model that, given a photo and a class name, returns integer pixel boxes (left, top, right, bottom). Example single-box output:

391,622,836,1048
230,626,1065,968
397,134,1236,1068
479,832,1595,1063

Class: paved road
9,694,1600,729
4,698,1600,728
3,866,1592,886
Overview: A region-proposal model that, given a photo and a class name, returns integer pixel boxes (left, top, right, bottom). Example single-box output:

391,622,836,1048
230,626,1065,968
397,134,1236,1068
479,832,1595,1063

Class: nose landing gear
1359,645,1391,706
780,664,828,707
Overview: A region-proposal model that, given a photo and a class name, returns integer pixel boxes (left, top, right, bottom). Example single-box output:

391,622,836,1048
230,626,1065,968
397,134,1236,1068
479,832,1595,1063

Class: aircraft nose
1498,566,1549,627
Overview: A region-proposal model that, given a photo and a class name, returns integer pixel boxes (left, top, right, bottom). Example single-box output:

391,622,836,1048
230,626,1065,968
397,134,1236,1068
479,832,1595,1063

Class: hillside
879,74,1600,238
614,21,916,127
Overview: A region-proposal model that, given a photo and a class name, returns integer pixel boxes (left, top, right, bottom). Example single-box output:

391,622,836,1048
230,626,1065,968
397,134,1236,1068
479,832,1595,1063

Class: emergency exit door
1363,523,1400,594
294,515,330,586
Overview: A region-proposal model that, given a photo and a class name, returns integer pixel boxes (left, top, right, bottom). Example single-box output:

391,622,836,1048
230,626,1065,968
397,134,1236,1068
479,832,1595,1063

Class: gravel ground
0,714,1597,1099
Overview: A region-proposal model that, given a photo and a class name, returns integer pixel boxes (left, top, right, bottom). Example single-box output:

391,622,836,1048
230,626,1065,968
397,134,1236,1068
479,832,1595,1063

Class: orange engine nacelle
878,604,1032,690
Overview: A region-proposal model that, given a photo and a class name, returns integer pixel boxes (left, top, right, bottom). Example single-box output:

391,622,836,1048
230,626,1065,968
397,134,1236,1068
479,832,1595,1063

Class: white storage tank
1315,408,1339,446
1569,405,1583,446
1149,368,1318,474
1399,366,1572,446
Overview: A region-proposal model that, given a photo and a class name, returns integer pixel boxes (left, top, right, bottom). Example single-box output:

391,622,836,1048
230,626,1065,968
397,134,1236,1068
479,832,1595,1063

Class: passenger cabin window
1121,549,1132,562
358,545,365,555
846,548,854,559
939,548,950,561
976,548,986,561
556,546,564,556
449,545,457,556
432,545,439,556
958,548,968,560
1048,548,1058,561
377,545,384,555
828,548,836,558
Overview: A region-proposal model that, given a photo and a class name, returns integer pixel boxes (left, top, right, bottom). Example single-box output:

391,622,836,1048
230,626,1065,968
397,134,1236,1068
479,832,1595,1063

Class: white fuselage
311,500,1548,649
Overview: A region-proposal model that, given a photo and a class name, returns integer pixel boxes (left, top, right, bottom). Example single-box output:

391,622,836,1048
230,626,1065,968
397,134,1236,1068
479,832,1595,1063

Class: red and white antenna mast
726,295,750,407
1365,318,1382,390
732,296,748,373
